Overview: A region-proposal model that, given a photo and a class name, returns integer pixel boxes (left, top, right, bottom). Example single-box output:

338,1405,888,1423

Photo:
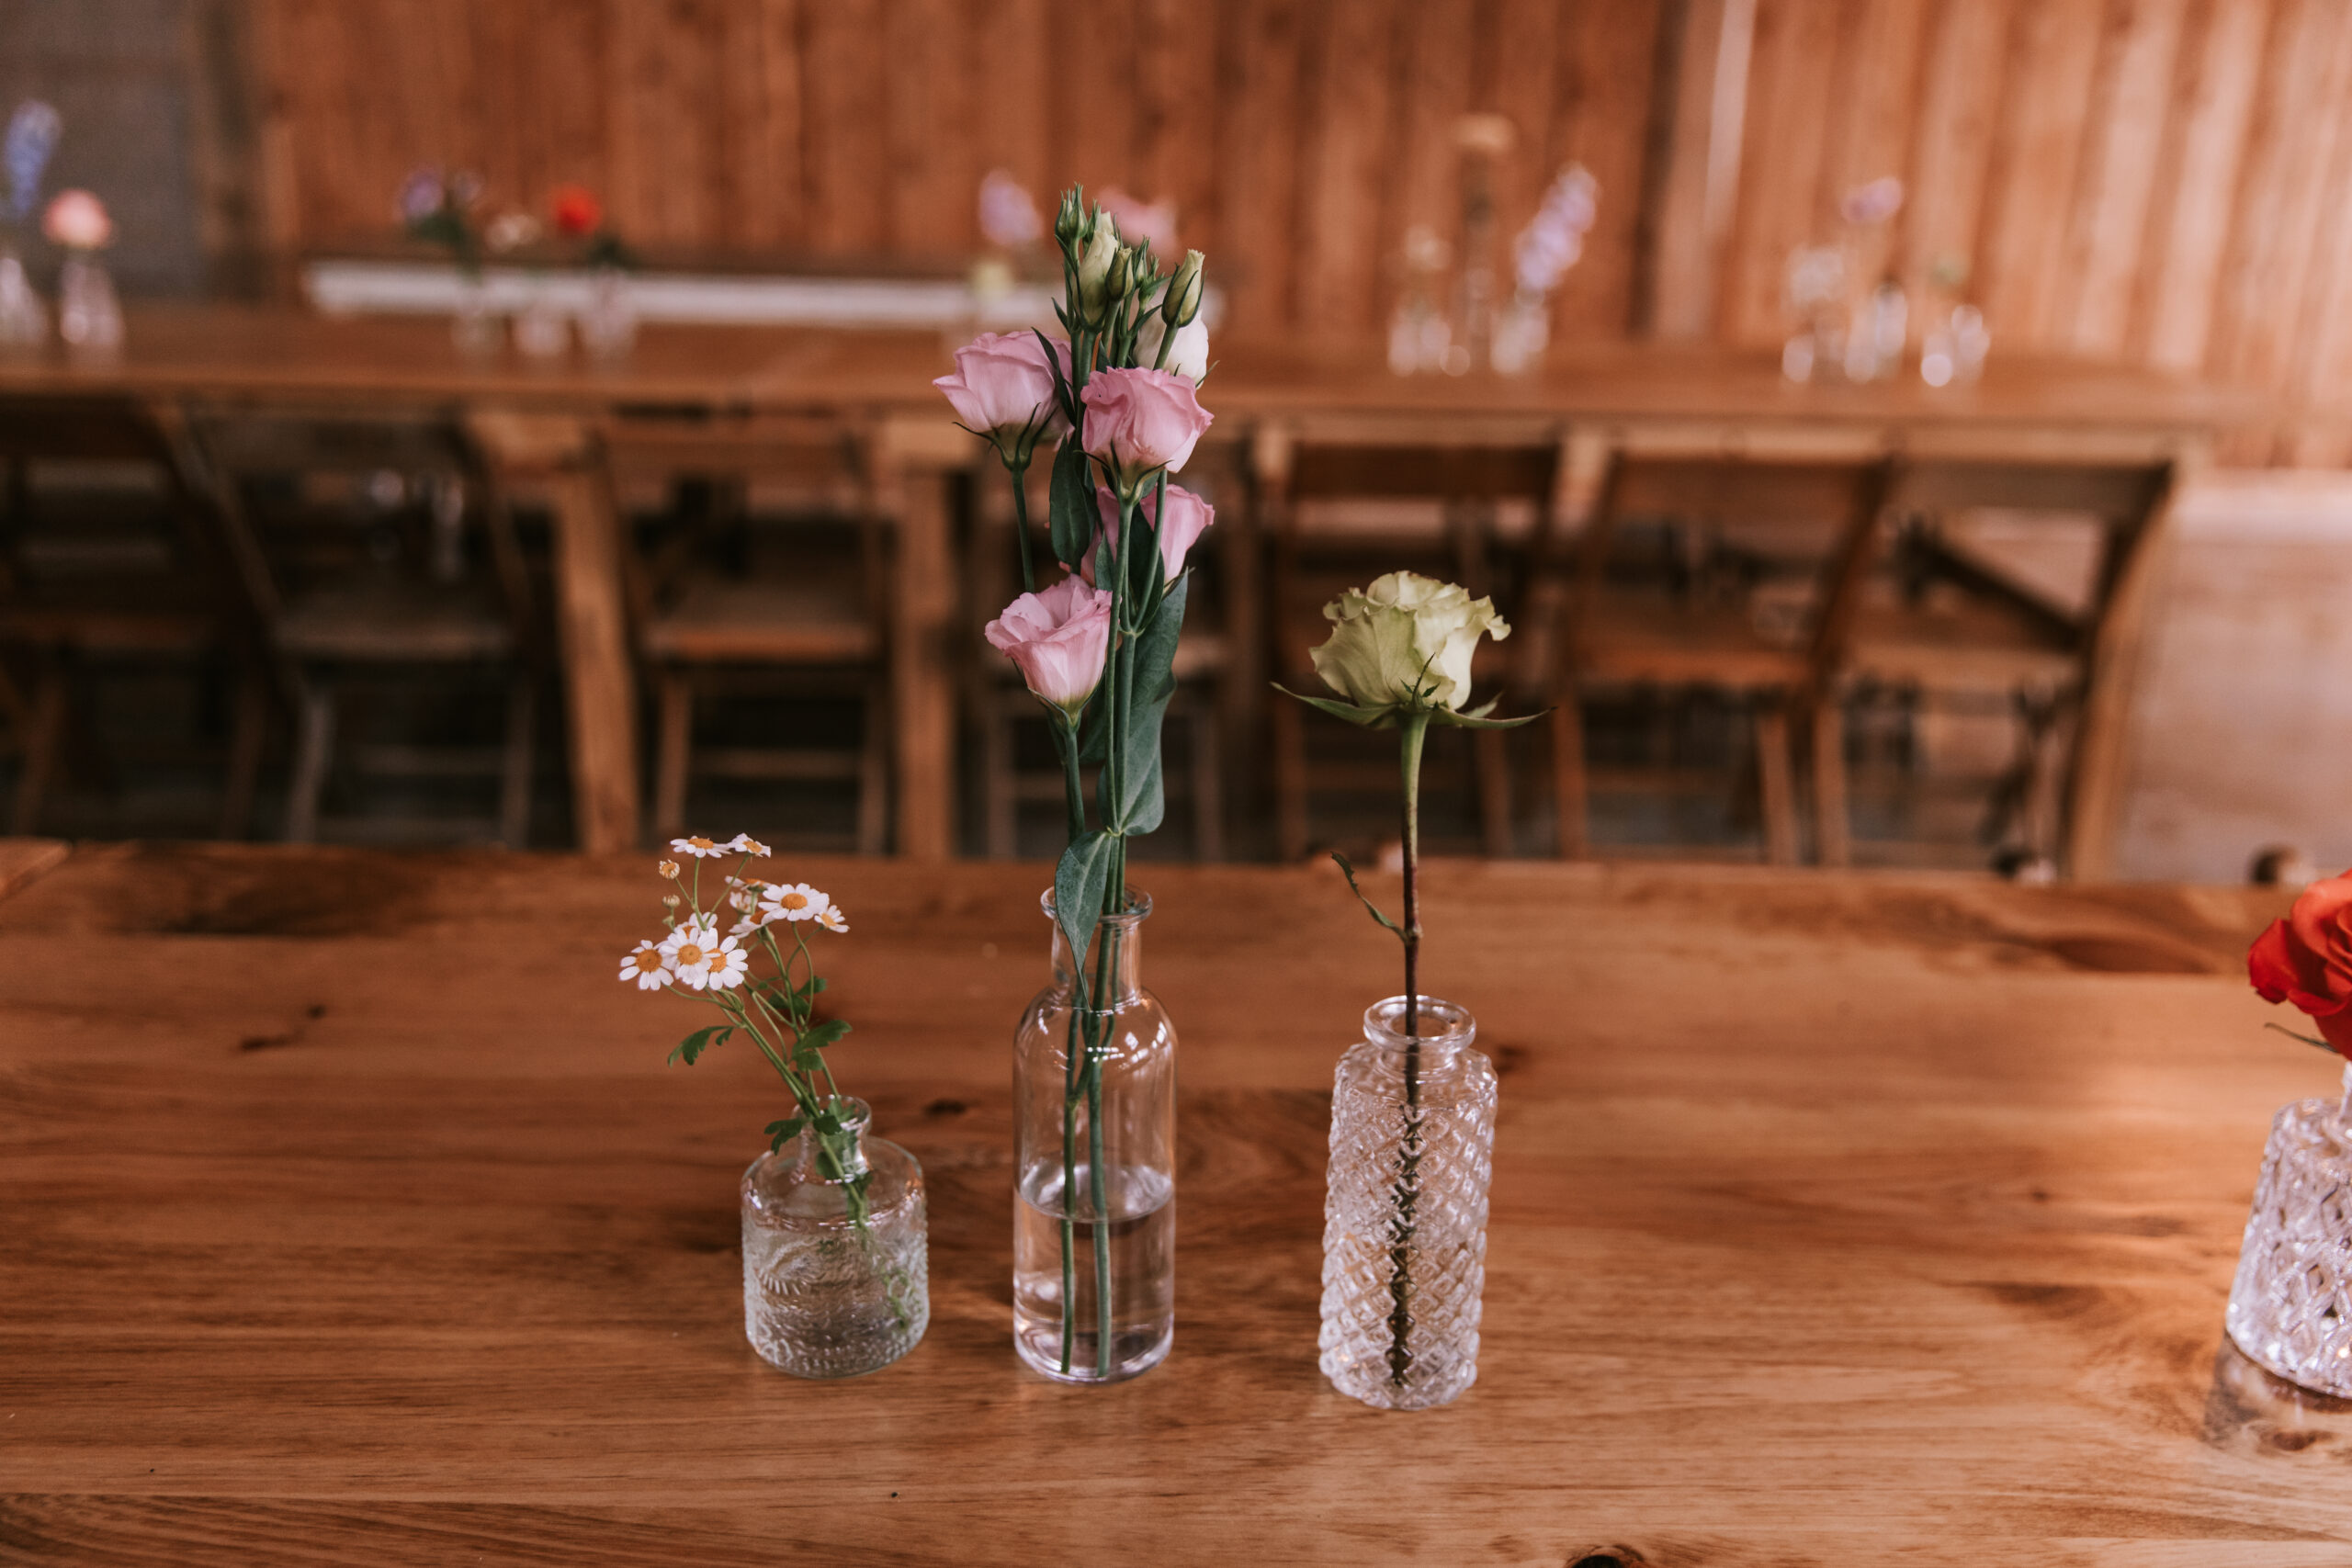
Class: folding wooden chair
185,403,537,846
1809,451,2178,877
1545,440,1891,863
0,394,274,837
599,414,891,853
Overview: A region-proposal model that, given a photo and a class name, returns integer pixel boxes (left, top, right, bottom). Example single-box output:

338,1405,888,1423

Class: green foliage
668,1025,732,1066
1047,439,1095,570
764,1116,805,1153
1330,852,1405,940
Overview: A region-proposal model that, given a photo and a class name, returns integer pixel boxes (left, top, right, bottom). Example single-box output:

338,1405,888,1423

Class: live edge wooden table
3,839,2346,1564
0,308,2262,863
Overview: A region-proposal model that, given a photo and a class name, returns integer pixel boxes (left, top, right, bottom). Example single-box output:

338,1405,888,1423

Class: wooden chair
967,450,1231,861
599,415,890,853
0,394,274,838
184,404,537,846
1808,452,2179,877
1546,442,1891,863
1260,423,1561,862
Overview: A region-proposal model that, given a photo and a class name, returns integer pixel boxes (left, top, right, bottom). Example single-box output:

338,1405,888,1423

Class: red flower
2250,870,2352,1055
550,184,603,238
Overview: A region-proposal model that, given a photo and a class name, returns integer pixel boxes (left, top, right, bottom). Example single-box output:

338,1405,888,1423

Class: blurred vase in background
513,283,570,364
56,254,120,357
577,266,639,363
0,246,45,349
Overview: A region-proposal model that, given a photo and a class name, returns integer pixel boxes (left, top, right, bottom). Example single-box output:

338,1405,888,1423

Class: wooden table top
1,840,2342,1563
0,305,2267,440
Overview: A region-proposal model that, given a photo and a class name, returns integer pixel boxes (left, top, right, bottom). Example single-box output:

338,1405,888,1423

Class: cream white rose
1308,570,1510,714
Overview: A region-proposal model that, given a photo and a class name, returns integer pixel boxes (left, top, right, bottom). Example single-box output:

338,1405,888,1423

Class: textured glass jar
1012,892,1176,1383
2227,1064,2352,1395
740,1096,928,1379
1321,996,1497,1410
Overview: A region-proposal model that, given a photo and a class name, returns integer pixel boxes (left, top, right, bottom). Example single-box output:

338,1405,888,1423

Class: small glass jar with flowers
622,834,927,1379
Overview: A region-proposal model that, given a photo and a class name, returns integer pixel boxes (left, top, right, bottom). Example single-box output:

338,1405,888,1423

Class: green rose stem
1006,450,1036,594
1388,710,1430,1386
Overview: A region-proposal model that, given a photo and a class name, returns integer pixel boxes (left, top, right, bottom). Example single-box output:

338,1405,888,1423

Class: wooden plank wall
1720,0,2352,463
249,0,2352,462
247,0,1665,345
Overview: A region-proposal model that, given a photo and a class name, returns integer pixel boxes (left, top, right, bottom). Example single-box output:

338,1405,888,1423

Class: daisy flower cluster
622,833,866,1173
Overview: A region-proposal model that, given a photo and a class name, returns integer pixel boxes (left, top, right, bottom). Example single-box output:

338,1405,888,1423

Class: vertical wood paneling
2132,0,2269,371
1814,0,1930,292
1136,0,1221,258
802,0,889,252
1719,0,1842,344
720,0,803,251
1214,0,1312,333
1545,0,1661,340
1295,0,1398,336
1900,0,2012,292
605,1,725,247
1973,0,2104,350
2052,0,2188,356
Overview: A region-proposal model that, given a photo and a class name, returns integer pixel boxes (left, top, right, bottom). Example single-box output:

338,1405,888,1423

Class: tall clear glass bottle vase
1321,996,1497,1410
1013,892,1176,1382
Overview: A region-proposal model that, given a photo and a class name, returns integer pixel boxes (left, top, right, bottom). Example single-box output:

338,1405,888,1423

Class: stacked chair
1543,436,1892,864
1259,421,1564,861
599,414,892,853
184,404,538,845
0,394,273,837
1808,448,2179,876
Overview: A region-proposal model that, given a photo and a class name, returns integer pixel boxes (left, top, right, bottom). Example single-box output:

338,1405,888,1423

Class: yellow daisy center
686,837,715,852
675,942,706,967
781,892,808,911
631,950,662,974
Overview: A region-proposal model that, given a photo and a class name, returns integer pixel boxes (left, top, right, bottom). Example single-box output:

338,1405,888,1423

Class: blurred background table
2,839,2343,1563
0,306,2256,867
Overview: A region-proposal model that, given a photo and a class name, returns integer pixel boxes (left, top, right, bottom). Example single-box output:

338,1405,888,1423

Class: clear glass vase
2226,1063,2352,1396
740,1095,928,1379
1321,995,1498,1410
0,245,47,351
1012,890,1176,1383
56,254,122,357
512,280,570,363
577,265,638,363
450,274,502,361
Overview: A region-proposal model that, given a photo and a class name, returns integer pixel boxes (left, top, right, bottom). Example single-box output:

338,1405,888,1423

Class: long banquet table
2,839,2346,1563
0,307,2265,866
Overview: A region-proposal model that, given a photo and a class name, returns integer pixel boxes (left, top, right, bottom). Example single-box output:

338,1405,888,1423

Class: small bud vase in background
1012,892,1177,1383
577,265,638,363
0,245,45,349
741,1095,929,1379
43,188,119,358
513,283,570,364
449,274,500,361
1322,997,1496,1409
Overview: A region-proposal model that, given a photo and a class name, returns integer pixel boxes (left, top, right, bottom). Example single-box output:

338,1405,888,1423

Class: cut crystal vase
1012,891,1176,1383
740,1096,928,1378
1321,996,1497,1410
2227,1063,2352,1395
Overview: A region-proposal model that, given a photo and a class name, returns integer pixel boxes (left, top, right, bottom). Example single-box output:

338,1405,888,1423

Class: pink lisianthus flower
42,189,111,251
935,331,1073,456
983,574,1114,718
1085,482,1215,588
1080,367,1213,496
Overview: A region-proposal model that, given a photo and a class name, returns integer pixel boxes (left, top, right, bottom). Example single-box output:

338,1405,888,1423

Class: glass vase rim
1362,994,1476,1050
1036,887,1154,927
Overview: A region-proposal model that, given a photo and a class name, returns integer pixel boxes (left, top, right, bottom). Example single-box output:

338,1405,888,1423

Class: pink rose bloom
935,331,1072,447
984,574,1113,716
42,189,112,251
1080,367,1213,492
1085,482,1216,586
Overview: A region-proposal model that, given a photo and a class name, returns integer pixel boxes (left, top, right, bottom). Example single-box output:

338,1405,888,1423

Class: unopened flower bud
662,893,681,909
1054,187,1085,250
1077,213,1121,318
658,860,680,879
1163,250,1204,327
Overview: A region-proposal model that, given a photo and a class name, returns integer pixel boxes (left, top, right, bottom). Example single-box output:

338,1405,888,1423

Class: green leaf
1430,705,1545,731
1273,683,1398,728
1331,852,1405,938
2266,1021,2340,1055
1103,575,1187,834
798,1018,852,1053
765,1116,805,1153
1053,829,1119,981
1047,438,1096,570
667,1024,731,1066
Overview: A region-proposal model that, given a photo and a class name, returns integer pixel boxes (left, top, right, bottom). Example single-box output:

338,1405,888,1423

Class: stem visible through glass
1388,712,1430,1387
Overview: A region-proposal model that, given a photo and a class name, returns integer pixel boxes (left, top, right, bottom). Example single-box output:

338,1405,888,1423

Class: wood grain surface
0,840,2342,1563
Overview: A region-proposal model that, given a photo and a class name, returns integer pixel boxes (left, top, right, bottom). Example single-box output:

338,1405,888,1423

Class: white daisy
759,882,831,923
657,859,681,880
703,936,749,990
661,916,721,989
816,906,849,934
669,836,728,858
729,834,772,857
618,940,669,989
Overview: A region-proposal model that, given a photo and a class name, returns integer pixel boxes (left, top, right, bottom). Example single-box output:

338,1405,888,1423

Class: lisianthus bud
1310,571,1510,714
1077,215,1121,318
1163,251,1204,327
1054,187,1086,250
1137,315,1209,384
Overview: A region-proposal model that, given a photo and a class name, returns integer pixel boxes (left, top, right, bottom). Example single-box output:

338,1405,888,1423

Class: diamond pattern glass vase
1320,996,1497,1411
2226,1064,2352,1396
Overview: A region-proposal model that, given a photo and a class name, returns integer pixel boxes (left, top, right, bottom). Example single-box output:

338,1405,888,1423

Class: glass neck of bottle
1046,896,1148,1008
1361,994,1476,1071
796,1097,871,1182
